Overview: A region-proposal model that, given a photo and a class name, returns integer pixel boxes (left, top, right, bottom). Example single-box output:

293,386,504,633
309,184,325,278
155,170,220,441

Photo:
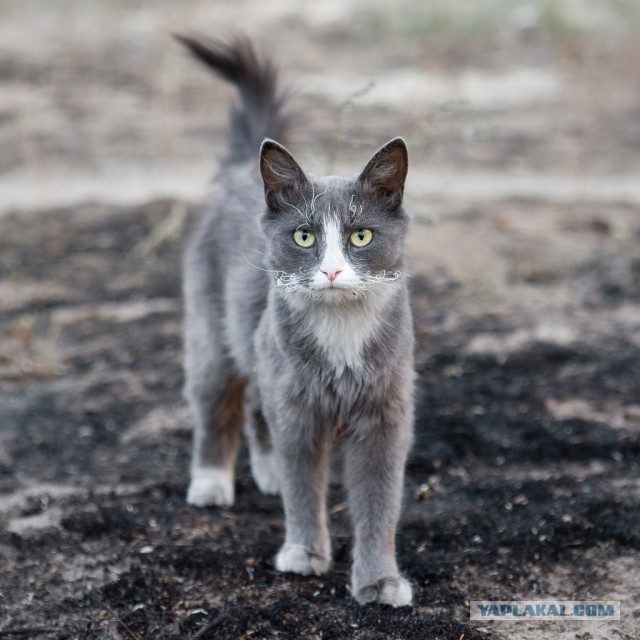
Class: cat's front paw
275,544,331,576
186,466,234,507
353,576,413,607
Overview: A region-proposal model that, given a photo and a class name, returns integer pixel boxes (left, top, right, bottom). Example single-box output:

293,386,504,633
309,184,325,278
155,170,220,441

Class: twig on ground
105,607,141,640
191,612,231,640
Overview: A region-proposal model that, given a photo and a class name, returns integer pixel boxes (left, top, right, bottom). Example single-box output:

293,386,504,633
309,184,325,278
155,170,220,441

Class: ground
0,2,639,639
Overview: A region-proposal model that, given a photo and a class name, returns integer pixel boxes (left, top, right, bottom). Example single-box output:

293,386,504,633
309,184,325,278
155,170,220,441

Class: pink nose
323,269,342,283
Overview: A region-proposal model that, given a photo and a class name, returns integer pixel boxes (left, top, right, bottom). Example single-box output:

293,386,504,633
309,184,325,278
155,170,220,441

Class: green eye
293,229,315,247
350,228,373,247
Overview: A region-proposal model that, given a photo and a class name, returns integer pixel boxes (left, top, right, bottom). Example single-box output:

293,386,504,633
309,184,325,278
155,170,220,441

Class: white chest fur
309,287,395,374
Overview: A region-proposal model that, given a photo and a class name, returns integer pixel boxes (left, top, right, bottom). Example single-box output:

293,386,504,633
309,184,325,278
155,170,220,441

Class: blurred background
1,0,639,211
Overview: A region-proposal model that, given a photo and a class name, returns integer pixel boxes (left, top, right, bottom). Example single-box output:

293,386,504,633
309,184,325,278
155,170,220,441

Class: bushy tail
176,34,289,163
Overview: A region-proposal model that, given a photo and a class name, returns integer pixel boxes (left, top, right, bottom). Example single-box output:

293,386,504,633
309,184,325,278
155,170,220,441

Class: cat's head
259,138,409,306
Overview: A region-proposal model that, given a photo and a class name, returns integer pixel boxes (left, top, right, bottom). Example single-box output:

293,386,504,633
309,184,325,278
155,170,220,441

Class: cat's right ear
260,139,310,212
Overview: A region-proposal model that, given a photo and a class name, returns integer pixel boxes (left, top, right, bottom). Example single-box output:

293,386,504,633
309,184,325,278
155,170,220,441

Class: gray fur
180,35,415,606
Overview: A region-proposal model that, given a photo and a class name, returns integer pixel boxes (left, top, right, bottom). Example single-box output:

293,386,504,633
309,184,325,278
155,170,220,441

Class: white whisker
311,186,328,214
275,270,309,292
349,194,357,225
244,247,269,257
282,199,305,217
348,194,365,224
241,253,283,275
300,190,310,212
362,269,402,284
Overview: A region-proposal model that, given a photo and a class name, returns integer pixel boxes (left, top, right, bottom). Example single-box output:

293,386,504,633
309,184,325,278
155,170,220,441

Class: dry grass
0,314,66,382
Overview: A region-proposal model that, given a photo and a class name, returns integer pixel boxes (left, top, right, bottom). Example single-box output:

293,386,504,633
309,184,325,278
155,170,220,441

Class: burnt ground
1,2,640,639
0,197,638,639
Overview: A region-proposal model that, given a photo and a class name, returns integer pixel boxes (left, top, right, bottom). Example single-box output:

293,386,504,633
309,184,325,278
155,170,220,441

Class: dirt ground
1,2,639,639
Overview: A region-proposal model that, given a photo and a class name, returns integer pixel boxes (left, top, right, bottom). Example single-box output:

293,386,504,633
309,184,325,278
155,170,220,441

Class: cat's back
189,159,269,373
187,158,265,276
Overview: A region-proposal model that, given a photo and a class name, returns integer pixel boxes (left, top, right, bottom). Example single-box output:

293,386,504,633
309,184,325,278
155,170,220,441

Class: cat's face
259,139,409,305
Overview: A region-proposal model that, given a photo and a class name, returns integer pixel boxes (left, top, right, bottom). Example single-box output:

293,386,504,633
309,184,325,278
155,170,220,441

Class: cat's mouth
317,281,353,292
275,269,402,304
311,283,358,303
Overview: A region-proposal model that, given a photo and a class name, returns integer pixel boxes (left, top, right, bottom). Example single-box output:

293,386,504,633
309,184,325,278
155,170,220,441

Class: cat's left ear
357,137,408,211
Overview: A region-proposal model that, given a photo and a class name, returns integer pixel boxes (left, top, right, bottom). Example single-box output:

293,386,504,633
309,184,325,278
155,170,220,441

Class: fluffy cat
178,34,415,607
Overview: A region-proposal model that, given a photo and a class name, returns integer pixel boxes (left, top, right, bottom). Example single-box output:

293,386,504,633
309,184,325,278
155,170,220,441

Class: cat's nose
322,269,342,283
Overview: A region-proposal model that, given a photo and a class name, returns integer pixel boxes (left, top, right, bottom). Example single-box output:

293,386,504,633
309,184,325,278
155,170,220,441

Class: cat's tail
175,33,290,163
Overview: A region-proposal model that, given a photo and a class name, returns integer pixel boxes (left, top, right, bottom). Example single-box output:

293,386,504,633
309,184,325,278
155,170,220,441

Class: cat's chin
309,286,360,305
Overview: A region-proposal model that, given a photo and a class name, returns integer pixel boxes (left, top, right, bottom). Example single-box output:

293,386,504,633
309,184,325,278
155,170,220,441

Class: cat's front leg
268,411,332,576
343,414,413,607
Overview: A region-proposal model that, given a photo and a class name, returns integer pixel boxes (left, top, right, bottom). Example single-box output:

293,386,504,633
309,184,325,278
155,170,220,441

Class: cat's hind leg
184,308,245,507
243,380,280,495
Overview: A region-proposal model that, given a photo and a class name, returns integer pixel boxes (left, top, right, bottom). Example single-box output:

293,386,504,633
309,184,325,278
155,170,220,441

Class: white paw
186,467,234,507
354,576,413,607
249,449,280,495
275,544,331,576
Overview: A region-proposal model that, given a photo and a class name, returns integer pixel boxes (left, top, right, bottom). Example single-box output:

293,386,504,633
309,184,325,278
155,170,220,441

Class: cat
178,34,415,607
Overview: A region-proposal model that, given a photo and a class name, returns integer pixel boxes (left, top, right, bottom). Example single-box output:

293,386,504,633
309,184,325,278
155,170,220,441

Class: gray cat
178,35,415,607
